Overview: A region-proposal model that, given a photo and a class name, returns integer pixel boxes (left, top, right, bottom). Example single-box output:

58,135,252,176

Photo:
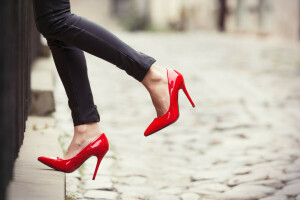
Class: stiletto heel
38,133,109,180
181,82,195,107
144,68,195,136
93,155,104,180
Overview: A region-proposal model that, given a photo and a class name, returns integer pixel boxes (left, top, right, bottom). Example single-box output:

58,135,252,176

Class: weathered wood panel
0,1,41,199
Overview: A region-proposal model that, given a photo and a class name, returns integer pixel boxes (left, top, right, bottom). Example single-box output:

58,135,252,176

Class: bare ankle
142,65,166,90
75,124,88,134
74,122,101,136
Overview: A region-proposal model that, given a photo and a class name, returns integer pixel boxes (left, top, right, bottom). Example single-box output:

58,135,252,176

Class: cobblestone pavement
54,31,300,200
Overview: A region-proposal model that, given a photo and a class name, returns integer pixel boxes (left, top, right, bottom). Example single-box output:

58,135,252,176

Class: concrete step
6,116,65,200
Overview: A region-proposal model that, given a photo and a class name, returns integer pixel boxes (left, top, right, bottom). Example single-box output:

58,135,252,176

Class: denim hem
136,57,157,82
73,105,100,126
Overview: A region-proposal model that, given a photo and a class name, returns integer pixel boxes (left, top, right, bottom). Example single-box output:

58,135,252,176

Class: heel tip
192,105,195,108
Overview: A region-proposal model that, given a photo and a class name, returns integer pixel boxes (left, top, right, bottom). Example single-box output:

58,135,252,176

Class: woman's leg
45,37,102,159
32,0,169,118
33,0,156,82
46,37,99,125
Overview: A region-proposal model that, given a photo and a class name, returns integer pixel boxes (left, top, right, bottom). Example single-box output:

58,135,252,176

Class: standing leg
46,37,99,126
45,37,103,159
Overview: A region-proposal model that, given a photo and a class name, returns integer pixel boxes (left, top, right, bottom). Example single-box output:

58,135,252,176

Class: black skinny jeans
32,0,156,126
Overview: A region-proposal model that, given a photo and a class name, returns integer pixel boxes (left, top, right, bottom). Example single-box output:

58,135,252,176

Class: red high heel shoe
144,69,195,137
38,133,109,180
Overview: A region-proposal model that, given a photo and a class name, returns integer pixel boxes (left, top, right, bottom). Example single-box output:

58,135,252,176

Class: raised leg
32,0,156,82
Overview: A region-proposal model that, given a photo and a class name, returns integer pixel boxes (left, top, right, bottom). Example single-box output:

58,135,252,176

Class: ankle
74,122,101,136
75,124,88,134
142,65,166,90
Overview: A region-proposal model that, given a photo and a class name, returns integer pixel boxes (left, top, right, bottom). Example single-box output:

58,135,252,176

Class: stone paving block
220,185,276,200
260,194,288,200
160,186,184,195
84,176,113,190
149,194,181,200
180,192,200,200
120,193,146,200
286,179,300,185
84,190,118,200
245,179,284,189
276,182,300,196
192,169,232,182
285,163,300,173
227,171,269,186
120,175,148,185
115,185,157,196
189,183,230,193
280,173,300,182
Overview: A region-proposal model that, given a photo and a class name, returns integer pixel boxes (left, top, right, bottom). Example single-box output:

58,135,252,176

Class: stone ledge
6,116,65,200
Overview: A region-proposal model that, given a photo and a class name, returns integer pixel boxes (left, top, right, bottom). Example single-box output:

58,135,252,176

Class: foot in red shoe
38,133,109,180
142,65,170,118
143,68,195,136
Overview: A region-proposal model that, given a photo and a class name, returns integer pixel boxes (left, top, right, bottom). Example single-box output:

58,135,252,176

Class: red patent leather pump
144,69,195,136
38,133,109,180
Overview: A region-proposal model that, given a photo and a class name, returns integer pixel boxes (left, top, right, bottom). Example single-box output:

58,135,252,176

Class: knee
34,14,70,38
34,19,55,38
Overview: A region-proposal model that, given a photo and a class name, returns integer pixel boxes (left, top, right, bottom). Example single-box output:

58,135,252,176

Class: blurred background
1,0,300,200
70,0,300,40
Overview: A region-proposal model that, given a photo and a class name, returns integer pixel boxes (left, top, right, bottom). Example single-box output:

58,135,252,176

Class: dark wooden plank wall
0,1,41,199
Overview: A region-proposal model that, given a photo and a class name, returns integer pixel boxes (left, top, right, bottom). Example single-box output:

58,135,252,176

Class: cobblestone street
54,31,300,200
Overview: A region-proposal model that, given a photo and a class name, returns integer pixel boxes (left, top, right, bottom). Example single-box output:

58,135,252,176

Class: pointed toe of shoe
144,129,153,137
144,119,161,137
144,114,176,136
36,134,109,178
38,156,54,166
144,68,195,137
37,156,65,171
38,156,49,163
